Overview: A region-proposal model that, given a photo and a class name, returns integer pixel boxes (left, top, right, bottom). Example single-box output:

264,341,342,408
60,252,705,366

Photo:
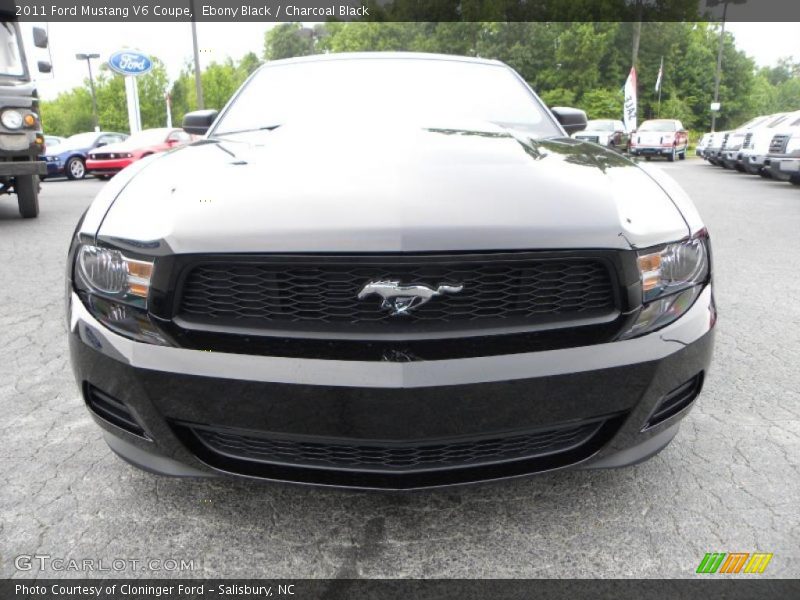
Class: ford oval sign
108,50,153,76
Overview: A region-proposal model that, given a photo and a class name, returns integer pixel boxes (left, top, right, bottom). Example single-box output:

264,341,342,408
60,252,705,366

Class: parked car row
572,118,689,162
699,110,800,186
40,128,191,180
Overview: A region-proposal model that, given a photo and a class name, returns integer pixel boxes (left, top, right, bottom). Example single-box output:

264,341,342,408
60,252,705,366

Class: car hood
90,121,691,254
90,141,138,154
54,145,90,158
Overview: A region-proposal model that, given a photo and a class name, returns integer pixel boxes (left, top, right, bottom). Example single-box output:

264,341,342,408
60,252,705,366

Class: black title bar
5,0,800,22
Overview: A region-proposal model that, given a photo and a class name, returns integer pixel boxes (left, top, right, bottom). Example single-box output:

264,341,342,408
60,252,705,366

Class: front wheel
667,148,676,162
16,175,40,219
65,156,86,180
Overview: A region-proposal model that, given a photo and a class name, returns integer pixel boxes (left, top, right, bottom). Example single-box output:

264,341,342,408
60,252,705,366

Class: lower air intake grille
183,419,605,472
84,383,148,439
645,373,704,430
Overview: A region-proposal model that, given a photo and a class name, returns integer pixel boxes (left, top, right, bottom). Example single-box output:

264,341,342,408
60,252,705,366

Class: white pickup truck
740,112,799,176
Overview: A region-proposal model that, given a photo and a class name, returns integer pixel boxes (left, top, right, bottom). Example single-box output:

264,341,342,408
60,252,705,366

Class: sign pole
124,75,141,134
107,50,153,135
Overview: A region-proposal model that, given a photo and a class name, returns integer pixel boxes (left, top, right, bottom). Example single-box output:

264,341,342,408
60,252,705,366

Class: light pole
190,0,204,109
76,53,100,132
707,0,747,132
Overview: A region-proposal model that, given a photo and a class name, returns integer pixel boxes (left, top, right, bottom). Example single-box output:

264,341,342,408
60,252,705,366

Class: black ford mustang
67,53,715,489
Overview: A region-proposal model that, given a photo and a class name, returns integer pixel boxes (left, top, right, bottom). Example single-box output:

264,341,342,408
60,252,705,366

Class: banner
623,66,638,132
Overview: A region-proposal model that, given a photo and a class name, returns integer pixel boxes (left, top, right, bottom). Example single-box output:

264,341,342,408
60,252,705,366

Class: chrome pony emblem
357,280,464,316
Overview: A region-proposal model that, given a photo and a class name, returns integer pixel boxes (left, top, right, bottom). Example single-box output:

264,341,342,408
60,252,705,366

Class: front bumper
0,160,47,177
44,159,63,176
630,146,674,157
85,157,134,174
720,149,743,167
68,286,715,489
765,155,800,181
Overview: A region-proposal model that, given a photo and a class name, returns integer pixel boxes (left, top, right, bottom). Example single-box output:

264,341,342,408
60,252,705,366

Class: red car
85,128,191,178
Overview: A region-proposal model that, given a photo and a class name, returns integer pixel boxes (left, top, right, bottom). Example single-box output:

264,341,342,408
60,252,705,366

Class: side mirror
183,110,219,136
33,27,48,49
37,61,52,74
550,107,588,136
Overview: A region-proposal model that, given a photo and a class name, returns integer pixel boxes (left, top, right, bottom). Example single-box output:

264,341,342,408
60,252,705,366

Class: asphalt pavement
1,161,798,579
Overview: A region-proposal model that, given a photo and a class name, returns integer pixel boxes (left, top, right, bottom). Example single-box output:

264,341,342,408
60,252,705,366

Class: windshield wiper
212,124,282,137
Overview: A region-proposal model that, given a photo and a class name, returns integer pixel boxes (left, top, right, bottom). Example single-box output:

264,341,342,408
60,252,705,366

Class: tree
264,23,317,60
581,89,624,120
40,88,94,137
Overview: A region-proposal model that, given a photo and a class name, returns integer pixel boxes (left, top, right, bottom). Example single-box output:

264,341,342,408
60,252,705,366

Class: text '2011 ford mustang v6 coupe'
67,53,715,490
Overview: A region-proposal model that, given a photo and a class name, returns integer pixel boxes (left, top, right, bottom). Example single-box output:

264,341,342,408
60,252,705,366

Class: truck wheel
679,149,686,160
65,156,86,180
667,148,676,162
16,175,40,219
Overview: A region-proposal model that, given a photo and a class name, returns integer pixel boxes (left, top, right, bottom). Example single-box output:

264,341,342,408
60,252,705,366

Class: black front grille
185,419,605,473
177,254,617,333
769,134,789,154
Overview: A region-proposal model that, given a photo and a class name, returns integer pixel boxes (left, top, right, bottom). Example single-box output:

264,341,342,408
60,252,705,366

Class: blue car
42,131,128,180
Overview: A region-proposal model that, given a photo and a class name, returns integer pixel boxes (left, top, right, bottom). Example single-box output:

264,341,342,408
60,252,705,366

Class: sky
20,21,800,101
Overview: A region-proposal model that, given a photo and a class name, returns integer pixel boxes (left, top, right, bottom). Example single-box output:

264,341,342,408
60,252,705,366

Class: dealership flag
623,66,637,132
655,57,664,93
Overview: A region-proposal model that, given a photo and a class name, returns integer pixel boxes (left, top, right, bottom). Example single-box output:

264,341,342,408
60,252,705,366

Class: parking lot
1,160,798,579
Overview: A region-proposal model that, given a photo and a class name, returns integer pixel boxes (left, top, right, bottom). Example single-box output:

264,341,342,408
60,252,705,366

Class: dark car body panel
67,53,714,489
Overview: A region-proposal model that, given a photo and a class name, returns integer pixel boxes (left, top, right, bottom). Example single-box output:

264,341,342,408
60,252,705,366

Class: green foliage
264,23,317,60
40,87,93,137
538,88,576,108
40,22,799,138
581,88,623,120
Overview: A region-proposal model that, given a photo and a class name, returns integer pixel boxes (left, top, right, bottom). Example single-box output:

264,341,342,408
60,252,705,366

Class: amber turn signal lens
638,252,662,291
23,114,36,127
126,259,154,298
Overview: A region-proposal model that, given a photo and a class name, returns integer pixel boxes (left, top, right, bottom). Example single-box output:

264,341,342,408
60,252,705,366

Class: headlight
620,233,711,339
1,109,24,129
74,244,168,345
637,236,709,303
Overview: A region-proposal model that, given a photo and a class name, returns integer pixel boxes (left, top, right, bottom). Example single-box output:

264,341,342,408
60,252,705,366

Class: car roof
260,52,506,70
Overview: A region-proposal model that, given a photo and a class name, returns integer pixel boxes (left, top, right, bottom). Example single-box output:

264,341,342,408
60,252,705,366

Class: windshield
0,23,25,77
125,129,170,146
639,121,677,132
213,57,559,137
585,120,616,131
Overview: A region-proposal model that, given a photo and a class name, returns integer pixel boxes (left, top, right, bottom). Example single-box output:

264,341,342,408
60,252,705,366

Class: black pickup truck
0,18,51,218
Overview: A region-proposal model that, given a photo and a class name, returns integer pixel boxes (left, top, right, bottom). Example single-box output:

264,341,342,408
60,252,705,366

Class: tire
679,149,686,160
667,147,676,162
644,156,651,161
789,174,800,186
65,156,86,180
759,169,772,179
16,175,40,219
